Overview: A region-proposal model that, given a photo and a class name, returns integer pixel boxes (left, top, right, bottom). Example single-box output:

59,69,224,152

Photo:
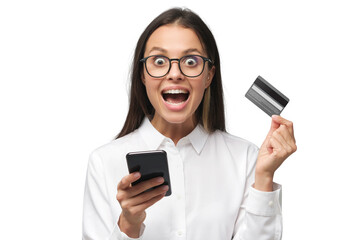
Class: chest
143,144,247,239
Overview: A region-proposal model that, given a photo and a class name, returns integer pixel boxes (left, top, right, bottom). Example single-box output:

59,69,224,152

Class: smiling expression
142,24,215,131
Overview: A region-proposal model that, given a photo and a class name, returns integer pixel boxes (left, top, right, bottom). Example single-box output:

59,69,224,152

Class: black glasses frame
140,55,214,78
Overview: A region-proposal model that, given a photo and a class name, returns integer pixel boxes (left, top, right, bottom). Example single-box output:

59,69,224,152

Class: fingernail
161,185,169,191
133,172,140,178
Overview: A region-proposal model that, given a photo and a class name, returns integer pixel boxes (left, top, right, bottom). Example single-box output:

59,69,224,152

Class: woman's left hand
255,115,297,191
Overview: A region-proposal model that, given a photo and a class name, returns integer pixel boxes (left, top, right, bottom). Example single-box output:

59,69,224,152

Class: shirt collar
138,117,166,150
138,117,209,154
185,123,209,154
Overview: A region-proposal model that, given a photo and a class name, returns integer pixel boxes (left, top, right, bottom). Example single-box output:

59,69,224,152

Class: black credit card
245,76,289,116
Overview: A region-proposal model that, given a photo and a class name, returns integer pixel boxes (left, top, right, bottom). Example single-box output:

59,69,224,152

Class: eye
183,56,199,67
153,56,167,66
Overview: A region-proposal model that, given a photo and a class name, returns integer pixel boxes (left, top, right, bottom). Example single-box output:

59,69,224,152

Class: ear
141,72,146,85
205,65,215,88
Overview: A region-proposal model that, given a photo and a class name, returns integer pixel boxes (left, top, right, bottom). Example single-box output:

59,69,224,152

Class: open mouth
162,89,190,105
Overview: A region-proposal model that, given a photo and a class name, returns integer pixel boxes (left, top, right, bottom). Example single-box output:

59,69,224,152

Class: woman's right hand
116,172,169,238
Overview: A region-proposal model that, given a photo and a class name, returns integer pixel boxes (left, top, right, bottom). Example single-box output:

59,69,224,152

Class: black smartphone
126,150,172,196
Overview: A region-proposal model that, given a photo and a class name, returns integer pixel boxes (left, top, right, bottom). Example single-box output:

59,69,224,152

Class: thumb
261,116,280,151
266,115,281,139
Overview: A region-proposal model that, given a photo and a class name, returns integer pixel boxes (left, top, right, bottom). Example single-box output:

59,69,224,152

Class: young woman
82,8,296,240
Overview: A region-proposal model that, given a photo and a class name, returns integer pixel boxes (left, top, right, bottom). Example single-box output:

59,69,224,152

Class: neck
151,115,197,145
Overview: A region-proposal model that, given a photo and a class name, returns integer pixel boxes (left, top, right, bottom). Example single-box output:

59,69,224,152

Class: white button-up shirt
82,118,282,240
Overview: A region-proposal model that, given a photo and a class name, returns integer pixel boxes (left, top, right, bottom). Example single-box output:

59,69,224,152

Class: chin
156,110,195,126
164,114,192,124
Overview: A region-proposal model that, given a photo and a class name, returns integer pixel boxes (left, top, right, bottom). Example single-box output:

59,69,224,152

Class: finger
271,115,290,124
265,117,281,141
271,129,297,157
120,185,168,212
277,127,297,153
275,123,296,147
267,129,285,150
269,135,289,160
131,185,169,206
275,125,295,145
117,172,141,191
129,193,166,215
273,129,292,151
272,115,295,139
128,177,165,198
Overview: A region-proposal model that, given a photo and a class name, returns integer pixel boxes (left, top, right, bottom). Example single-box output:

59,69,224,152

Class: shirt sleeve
112,224,145,240
232,146,283,240
232,184,282,240
82,151,145,240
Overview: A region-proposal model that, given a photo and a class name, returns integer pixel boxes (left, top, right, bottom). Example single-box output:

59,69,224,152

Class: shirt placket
164,139,187,239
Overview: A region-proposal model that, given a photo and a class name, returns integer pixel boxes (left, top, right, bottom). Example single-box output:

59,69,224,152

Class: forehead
144,24,205,56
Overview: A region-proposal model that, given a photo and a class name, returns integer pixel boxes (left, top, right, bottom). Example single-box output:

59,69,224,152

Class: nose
167,60,184,81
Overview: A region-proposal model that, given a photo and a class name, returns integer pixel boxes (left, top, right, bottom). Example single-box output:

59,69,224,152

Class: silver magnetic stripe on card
252,85,283,111
247,89,281,115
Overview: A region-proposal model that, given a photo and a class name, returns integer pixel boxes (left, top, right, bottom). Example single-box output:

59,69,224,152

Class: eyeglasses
140,55,213,78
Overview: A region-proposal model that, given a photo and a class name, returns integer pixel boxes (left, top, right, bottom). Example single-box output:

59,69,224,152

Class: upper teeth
163,89,188,94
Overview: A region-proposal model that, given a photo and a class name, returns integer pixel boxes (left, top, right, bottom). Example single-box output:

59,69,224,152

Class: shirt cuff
110,223,146,240
246,182,282,217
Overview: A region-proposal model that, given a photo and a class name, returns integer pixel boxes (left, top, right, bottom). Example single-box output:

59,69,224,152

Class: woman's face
142,24,215,130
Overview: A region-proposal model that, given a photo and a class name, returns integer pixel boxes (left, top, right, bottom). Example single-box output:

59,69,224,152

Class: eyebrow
148,47,203,55
148,47,167,54
183,48,203,55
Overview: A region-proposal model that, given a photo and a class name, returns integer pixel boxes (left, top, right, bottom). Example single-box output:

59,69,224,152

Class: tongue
163,93,188,103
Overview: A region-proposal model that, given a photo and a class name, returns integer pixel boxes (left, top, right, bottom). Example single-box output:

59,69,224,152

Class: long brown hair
115,8,225,139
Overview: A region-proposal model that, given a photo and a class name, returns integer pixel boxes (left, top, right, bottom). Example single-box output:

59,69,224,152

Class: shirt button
268,200,274,207
177,230,183,236
177,194,182,200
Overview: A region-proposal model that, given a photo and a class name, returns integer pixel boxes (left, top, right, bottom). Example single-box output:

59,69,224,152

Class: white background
1,0,359,239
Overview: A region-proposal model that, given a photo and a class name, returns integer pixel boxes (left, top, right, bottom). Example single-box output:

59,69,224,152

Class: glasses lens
180,55,204,77
145,56,169,77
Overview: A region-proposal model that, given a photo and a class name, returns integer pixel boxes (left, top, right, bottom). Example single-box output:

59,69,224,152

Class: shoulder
89,129,143,164
213,130,258,148
211,130,259,156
